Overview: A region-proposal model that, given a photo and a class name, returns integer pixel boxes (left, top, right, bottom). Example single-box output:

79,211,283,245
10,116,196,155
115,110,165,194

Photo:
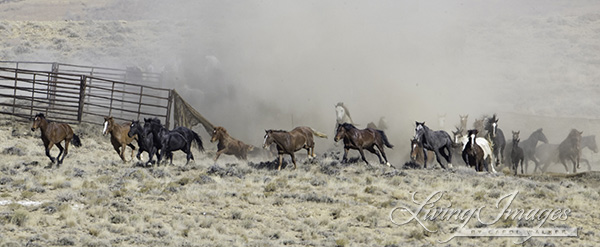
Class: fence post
77,75,87,123
165,89,173,129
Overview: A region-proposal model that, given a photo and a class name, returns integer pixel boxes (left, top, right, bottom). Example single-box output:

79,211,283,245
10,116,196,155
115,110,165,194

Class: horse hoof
385,162,391,167
448,163,453,169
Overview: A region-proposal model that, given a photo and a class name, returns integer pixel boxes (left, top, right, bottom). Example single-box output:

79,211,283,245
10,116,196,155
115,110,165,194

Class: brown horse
103,116,136,162
410,137,434,166
211,126,254,162
31,113,82,167
263,126,328,170
462,129,489,172
334,123,393,166
558,129,583,173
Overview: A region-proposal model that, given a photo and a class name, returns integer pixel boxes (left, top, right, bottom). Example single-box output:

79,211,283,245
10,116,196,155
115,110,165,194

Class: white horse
453,129,497,173
335,102,355,126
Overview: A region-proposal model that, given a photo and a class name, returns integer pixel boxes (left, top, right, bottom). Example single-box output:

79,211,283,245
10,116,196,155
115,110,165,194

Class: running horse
558,129,584,173
462,129,489,172
146,119,200,165
414,122,453,169
334,123,393,166
484,114,506,166
211,126,254,162
128,120,159,166
31,113,82,167
538,135,597,172
263,126,328,170
103,116,136,162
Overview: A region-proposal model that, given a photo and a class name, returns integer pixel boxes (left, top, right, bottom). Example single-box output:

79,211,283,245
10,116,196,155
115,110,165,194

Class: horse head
128,120,141,138
533,128,549,144
512,138,520,147
334,123,350,142
263,130,274,149
410,138,420,161
103,116,114,136
512,131,520,141
211,126,226,143
467,129,478,148
31,113,46,131
452,126,465,145
414,121,427,141
585,135,598,153
459,114,468,128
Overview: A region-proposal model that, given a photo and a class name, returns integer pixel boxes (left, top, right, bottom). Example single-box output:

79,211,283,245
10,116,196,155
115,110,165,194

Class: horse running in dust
537,135,598,173
504,128,548,173
410,137,434,166
462,129,489,172
557,129,584,173
263,126,328,170
145,118,204,165
103,116,136,162
485,114,506,167
511,132,525,175
334,123,393,167
31,113,82,167
211,126,254,162
414,122,453,169
451,127,496,173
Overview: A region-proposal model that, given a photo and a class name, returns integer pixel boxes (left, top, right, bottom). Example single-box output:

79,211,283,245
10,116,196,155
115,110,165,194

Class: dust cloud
3,0,600,159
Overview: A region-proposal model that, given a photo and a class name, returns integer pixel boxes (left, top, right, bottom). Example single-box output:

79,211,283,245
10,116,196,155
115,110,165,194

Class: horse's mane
340,122,357,130
267,129,288,133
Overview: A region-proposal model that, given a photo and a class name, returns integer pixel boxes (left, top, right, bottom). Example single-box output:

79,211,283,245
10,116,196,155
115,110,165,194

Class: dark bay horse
462,129,488,172
146,120,195,165
558,129,583,173
128,120,159,166
31,113,82,167
505,128,548,173
103,116,136,162
414,122,453,169
485,114,506,166
538,135,597,172
511,137,524,175
211,126,254,162
263,126,328,170
334,123,393,166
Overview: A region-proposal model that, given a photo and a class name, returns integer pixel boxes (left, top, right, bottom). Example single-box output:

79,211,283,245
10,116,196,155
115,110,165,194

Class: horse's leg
445,144,453,168
367,146,383,164
277,154,283,171
375,144,391,166
433,150,446,169
127,143,135,161
357,148,371,167
341,148,349,163
581,158,591,171
214,148,225,162
55,143,65,166
422,149,428,169
290,153,297,170
438,147,450,168
572,157,578,173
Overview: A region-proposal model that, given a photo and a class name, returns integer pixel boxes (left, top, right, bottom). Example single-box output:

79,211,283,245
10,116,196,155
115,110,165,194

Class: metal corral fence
0,62,173,128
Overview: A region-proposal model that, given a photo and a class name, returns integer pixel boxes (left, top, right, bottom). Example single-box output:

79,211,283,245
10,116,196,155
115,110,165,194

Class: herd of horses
28,104,596,174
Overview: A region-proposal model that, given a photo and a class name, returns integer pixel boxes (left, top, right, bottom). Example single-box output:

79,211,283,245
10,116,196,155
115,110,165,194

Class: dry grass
0,121,597,246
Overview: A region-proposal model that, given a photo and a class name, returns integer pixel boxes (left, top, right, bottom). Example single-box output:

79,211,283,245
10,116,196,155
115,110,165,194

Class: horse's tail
378,130,394,148
72,134,82,147
310,128,328,139
192,131,204,152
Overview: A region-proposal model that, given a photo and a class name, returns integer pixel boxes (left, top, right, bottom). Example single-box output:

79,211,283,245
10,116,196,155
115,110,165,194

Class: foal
31,113,82,167
511,137,524,175
211,126,254,162
103,116,136,162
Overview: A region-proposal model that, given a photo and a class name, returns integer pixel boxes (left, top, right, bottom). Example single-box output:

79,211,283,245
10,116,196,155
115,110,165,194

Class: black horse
146,119,195,165
128,120,159,166
414,122,453,169
485,114,506,166
511,137,524,175
145,118,204,154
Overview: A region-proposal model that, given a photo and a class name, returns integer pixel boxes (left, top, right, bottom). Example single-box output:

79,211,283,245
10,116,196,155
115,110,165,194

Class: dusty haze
2,0,600,160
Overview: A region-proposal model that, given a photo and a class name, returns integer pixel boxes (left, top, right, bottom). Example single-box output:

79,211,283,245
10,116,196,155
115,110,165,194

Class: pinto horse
334,123,393,166
462,129,488,172
103,116,136,162
414,122,453,169
452,127,496,173
211,126,254,161
128,120,159,166
31,113,81,167
263,126,328,170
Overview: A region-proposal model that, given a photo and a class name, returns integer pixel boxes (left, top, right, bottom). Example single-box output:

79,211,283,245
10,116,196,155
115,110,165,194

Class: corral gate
0,61,172,127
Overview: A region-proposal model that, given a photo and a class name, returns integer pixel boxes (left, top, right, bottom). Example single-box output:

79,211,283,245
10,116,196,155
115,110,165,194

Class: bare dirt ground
2,0,600,246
